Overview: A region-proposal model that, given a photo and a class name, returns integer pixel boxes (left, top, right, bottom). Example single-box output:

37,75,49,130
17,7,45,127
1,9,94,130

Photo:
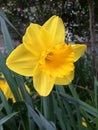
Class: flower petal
43,15,65,45
71,44,87,62
0,77,15,101
4,82,14,100
33,70,55,96
6,44,39,76
55,71,74,85
23,23,51,54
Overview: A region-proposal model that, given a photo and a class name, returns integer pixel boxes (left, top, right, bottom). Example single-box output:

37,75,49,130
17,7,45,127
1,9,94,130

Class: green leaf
0,9,22,37
0,125,4,130
0,16,14,54
52,94,67,130
0,90,18,130
68,83,79,99
27,104,56,130
57,92,98,118
55,86,77,130
0,112,18,125
0,90,11,114
63,100,77,130
41,93,55,121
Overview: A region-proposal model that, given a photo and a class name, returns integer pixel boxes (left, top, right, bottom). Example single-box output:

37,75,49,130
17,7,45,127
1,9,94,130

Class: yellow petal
0,77,15,101
71,44,87,62
0,79,6,93
82,121,87,127
55,71,74,85
4,82,15,100
25,84,30,94
23,23,51,53
33,70,55,96
6,44,39,76
43,15,65,45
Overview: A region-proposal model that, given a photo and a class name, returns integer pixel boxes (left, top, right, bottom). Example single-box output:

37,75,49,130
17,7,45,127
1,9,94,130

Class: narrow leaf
0,112,18,125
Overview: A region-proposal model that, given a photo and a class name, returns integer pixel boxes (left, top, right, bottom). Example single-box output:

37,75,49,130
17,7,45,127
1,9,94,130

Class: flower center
39,44,75,78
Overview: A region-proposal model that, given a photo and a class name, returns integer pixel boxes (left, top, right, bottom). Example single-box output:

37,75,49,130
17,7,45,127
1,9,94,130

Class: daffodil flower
82,118,87,127
0,74,15,102
6,16,87,96
0,74,30,102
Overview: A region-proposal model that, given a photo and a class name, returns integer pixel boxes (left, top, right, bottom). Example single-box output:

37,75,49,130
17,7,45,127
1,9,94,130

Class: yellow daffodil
6,15,87,96
0,75,15,102
82,121,87,127
82,118,87,127
0,74,30,102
